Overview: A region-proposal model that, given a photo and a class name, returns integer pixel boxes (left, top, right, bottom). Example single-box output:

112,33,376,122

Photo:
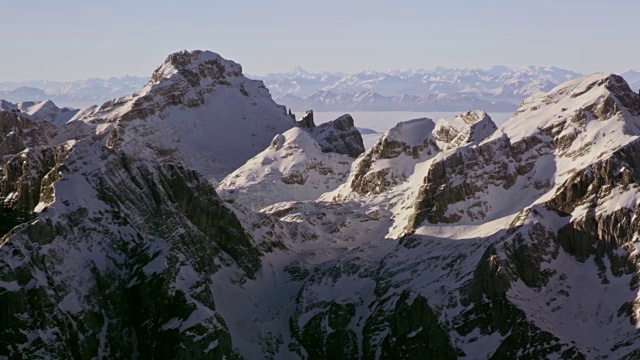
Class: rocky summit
66,50,295,181
2,50,640,360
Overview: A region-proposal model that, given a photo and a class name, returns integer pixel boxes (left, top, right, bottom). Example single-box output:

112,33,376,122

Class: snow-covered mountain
3,66,638,113
255,65,585,111
280,90,518,112
0,99,80,126
621,69,640,92
248,67,345,102
0,76,149,108
3,49,640,360
218,111,364,209
0,49,297,359
215,72,640,359
65,50,295,181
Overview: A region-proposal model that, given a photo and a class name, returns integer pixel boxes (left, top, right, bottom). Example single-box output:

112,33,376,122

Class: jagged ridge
4,52,640,360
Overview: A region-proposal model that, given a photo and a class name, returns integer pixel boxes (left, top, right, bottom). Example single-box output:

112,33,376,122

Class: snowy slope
68,50,295,181
0,100,79,126
218,127,354,209
218,113,364,209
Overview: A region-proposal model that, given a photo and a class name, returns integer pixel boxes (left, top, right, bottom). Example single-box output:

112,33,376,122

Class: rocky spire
297,110,316,128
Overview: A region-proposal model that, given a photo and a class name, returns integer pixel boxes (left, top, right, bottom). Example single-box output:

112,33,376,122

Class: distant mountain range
1,67,639,112
254,67,640,112
0,76,149,108
277,90,518,112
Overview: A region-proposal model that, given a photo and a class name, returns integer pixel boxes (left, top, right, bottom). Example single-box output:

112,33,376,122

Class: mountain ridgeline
2,50,640,359
6,66,640,113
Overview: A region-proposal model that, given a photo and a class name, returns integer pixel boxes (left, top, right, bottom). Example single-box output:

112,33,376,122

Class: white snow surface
218,125,354,209
0,99,79,126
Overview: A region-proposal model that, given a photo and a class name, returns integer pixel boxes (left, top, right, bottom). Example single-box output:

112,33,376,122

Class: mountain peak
69,49,294,180
290,66,309,76
550,73,636,104
504,73,640,143
150,50,243,85
83,50,265,123
563,73,635,99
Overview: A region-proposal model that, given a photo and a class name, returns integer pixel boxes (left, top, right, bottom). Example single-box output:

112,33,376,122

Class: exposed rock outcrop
346,111,495,197
308,114,364,158
297,110,316,128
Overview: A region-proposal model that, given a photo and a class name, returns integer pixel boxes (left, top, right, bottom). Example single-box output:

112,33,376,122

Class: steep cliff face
0,110,60,237
0,110,55,157
0,140,257,359
308,114,365,158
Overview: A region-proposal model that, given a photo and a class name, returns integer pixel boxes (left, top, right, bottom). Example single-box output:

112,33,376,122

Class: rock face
337,110,495,198
5,56,640,360
0,140,257,359
0,110,54,156
308,114,365,158
297,110,316,128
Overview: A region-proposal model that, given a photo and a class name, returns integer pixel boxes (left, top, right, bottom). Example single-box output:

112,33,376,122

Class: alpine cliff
2,50,640,360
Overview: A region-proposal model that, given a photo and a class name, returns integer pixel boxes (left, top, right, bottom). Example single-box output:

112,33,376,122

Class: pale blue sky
1,0,638,81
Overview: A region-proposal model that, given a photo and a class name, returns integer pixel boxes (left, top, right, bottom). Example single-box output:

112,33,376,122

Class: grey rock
297,110,316,128
307,114,365,158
